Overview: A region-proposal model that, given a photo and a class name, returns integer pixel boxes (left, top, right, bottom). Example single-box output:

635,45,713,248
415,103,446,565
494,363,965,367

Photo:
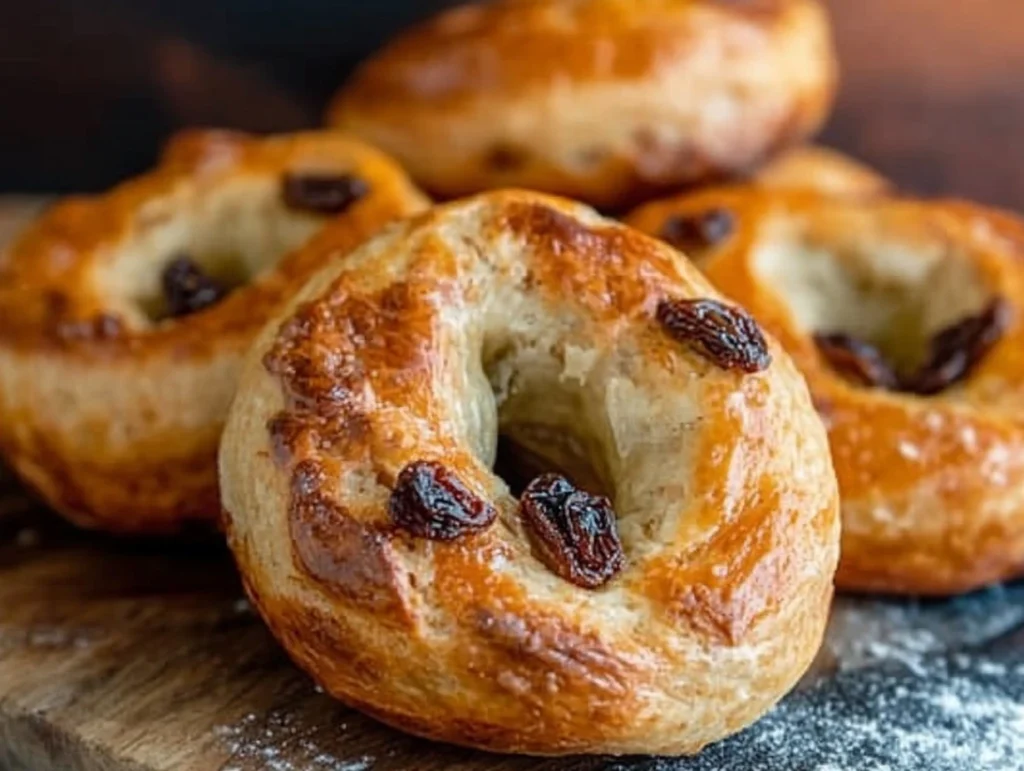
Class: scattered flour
608,586,1024,771
821,586,1024,676
0,624,96,652
212,587,1024,771
613,655,1024,771
215,710,374,771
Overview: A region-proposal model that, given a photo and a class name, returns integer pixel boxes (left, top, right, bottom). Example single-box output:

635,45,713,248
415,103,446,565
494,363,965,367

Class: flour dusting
0,623,97,653
212,587,1023,771
215,710,374,771
819,586,1024,676
612,587,1024,771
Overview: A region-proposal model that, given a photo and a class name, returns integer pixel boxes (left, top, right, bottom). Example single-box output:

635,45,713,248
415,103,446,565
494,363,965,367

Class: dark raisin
903,298,1010,395
519,473,624,589
388,461,496,540
814,333,898,389
162,256,226,318
656,297,771,373
282,172,370,214
660,209,734,255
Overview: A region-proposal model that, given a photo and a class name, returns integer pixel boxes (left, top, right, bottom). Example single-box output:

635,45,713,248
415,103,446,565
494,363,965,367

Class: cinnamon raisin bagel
627,187,1024,595
0,130,429,533
219,190,840,755
328,0,837,210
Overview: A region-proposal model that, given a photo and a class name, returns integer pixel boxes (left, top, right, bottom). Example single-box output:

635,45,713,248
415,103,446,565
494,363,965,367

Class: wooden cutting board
0,467,608,771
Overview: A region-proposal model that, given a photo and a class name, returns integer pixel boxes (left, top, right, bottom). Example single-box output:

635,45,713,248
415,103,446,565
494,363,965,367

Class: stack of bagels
2,0,1021,757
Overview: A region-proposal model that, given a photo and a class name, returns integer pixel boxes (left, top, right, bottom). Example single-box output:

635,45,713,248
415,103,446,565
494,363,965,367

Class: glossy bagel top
0,130,429,357
330,0,837,208
220,189,840,754
0,130,429,532
628,186,1024,594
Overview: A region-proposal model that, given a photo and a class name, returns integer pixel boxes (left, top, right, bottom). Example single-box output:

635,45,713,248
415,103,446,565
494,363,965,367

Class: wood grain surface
2,2,1024,769
0,463,600,771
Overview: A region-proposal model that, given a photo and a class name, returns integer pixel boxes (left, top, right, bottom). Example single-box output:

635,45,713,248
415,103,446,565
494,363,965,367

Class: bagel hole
659,208,736,264
480,340,613,501
138,255,250,321
99,180,335,325
754,213,999,380
493,434,610,501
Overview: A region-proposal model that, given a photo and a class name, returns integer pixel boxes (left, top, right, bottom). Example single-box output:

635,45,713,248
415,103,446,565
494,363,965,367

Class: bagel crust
753,145,890,198
328,0,837,209
0,130,429,532
219,190,840,755
628,187,1024,595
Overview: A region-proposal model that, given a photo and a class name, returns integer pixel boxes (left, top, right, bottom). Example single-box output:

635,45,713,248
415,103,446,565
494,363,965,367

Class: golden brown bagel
627,187,1024,595
219,190,840,755
328,0,837,210
753,145,890,197
0,130,429,533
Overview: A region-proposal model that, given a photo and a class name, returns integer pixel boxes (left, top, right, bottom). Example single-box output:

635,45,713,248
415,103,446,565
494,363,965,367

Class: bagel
627,187,1024,595
753,145,890,197
0,130,429,533
328,0,837,210
219,190,840,755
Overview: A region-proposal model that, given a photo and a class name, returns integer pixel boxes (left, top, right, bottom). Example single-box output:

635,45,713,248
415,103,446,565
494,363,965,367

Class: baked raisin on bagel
628,187,1024,595
328,0,837,209
0,130,429,533
219,190,840,755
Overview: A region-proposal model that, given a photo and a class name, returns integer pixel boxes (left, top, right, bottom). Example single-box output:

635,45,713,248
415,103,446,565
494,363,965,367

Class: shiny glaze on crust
0,130,429,532
266,199,826,632
220,191,839,754
329,0,836,208
337,0,792,105
750,144,892,197
0,130,428,357
628,187,1024,595
288,460,411,618
496,202,679,322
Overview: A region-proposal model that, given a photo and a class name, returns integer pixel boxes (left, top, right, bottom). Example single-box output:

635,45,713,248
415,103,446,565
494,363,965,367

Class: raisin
162,256,226,318
656,297,771,373
659,209,734,255
814,333,898,389
903,298,1010,395
388,461,496,540
282,172,370,214
520,473,624,589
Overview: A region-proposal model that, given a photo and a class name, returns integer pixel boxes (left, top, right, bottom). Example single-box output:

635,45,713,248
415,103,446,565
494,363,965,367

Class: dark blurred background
2,0,1023,207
